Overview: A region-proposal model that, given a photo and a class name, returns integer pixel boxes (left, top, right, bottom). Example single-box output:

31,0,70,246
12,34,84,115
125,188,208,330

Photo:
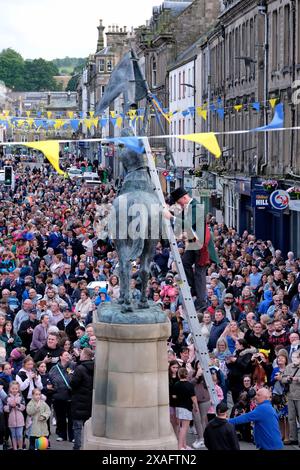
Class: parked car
67,167,82,179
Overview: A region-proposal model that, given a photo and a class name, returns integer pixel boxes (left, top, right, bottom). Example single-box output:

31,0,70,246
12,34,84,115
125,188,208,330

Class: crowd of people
0,155,300,451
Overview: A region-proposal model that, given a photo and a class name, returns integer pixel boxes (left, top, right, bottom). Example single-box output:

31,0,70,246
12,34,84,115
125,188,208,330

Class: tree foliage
0,49,61,91
52,57,86,69
23,59,59,91
73,61,87,75
66,74,80,91
0,48,24,90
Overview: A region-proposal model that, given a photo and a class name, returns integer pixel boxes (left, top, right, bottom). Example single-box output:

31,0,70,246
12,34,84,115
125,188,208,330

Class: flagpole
145,94,176,169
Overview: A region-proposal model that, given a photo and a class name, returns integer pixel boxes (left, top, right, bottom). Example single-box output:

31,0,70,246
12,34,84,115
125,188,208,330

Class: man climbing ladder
143,136,219,407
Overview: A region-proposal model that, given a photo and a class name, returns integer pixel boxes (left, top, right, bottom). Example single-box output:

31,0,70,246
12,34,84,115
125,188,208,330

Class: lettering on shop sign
256,195,269,207
251,191,269,209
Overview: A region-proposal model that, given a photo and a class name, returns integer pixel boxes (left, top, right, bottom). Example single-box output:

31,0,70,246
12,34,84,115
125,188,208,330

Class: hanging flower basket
287,186,300,199
262,179,278,191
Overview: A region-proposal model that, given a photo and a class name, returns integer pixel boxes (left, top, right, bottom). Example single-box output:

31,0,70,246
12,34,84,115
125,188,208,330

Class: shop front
251,178,290,255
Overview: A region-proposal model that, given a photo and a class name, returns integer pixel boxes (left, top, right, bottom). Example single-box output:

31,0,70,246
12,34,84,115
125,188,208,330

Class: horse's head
119,127,148,173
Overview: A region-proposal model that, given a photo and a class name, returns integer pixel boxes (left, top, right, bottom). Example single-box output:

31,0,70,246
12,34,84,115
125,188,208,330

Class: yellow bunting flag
89,111,95,118
3,110,10,116
67,111,74,119
116,117,123,128
54,119,64,130
110,111,116,118
234,105,243,112
47,111,52,119
24,140,65,175
269,98,278,109
85,119,92,130
17,120,24,128
27,118,34,127
128,110,137,120
196,106,207,120
178,132,222,159
26,111,31,117
90,117,99,128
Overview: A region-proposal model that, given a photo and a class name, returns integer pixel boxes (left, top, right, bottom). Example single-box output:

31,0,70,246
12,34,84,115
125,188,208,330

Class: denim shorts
10,426,23,440
176,407,193,421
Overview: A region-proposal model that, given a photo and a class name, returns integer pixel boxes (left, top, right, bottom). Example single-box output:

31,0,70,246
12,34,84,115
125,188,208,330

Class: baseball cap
224,293,234,299
210,272,219,279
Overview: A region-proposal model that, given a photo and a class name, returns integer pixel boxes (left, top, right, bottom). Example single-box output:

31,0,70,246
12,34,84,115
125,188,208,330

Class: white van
84,179,102,187
81,172,99,181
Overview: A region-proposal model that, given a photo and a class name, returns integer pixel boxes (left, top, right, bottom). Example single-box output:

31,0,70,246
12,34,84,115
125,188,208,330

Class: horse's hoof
138,301,150,309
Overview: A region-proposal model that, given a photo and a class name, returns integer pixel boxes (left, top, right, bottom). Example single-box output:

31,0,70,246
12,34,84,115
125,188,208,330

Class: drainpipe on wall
259,2,269,174
207,43,211,166
290,0,296,173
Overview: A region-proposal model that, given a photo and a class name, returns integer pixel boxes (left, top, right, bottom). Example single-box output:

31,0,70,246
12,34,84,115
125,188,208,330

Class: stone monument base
83,303,177,450
83,418,177,450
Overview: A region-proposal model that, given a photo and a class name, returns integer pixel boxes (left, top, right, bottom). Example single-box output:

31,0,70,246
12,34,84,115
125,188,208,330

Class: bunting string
0,104,293,175
0,97,281,126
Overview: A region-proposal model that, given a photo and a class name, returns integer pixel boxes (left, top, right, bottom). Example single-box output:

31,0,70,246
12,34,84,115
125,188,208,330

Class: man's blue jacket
229,400,283,450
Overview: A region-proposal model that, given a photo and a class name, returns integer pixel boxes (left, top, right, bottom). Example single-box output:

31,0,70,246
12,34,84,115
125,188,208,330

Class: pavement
186,429,299,451
47,424,299,451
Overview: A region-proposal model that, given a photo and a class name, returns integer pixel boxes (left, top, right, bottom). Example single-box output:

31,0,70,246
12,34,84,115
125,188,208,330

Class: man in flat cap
164,188,219,310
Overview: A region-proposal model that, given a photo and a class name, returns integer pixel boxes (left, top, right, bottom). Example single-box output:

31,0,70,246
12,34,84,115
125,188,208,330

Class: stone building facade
199,0,300,253
77,20,135,127
4,91,77,142
135,0,221,179
77,20,135,165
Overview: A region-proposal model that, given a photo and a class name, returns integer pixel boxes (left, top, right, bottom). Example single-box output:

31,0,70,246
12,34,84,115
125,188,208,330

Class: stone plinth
83,303,177,450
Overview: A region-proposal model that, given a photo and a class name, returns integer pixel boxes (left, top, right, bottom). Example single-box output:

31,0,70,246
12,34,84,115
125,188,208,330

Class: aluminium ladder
142,136,219,406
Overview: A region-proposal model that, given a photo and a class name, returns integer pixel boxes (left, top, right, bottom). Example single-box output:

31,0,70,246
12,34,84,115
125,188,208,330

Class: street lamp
181,83,196,92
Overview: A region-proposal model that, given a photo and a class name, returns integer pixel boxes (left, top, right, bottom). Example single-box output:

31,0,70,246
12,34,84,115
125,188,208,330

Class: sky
0,0,160,60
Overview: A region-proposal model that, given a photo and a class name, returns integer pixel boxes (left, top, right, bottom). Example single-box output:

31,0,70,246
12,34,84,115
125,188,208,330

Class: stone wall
174,0,220,54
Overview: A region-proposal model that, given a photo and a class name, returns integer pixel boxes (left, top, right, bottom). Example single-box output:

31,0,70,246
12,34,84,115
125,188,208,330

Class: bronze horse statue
109,128,161,312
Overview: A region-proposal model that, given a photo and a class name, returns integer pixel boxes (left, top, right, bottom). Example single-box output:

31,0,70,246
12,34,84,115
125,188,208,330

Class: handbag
284,367,299,393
